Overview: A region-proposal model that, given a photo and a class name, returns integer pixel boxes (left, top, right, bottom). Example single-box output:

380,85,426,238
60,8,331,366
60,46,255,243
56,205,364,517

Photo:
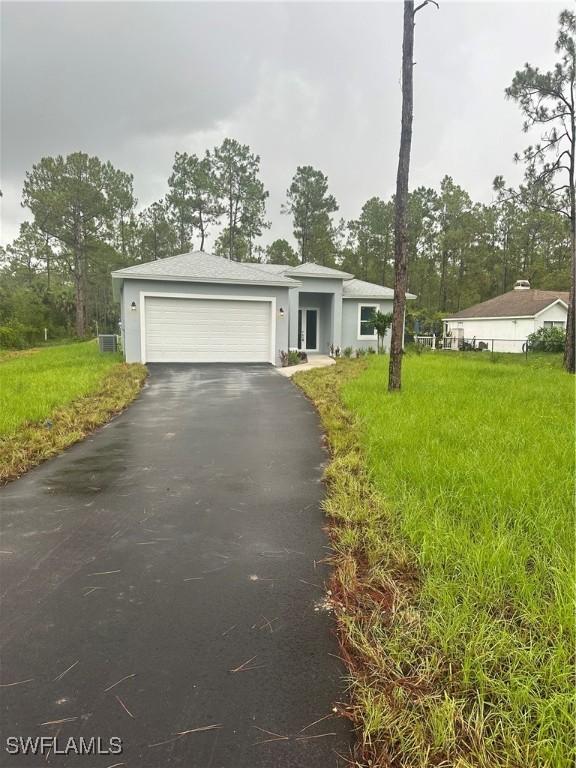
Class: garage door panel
144,297,272,363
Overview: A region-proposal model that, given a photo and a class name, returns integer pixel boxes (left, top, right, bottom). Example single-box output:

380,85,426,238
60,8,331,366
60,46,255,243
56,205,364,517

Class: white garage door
143,296,272,363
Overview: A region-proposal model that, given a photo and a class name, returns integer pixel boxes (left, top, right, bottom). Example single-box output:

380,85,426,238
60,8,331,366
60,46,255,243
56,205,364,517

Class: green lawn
0,341,146,483
0,341,123,436
298,352,574,767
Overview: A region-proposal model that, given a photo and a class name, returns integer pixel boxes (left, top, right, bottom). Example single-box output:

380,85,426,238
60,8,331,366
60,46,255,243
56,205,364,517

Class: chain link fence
414,335,530,358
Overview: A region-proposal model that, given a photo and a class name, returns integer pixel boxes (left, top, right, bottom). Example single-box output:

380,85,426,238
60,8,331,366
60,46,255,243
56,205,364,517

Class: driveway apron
0,364,350,767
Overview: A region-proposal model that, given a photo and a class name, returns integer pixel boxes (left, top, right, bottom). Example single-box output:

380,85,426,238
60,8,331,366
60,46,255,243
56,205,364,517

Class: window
543,320,566,329
358,304,378,338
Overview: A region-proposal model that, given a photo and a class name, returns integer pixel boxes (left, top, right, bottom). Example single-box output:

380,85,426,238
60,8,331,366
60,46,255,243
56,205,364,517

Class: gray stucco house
112,250,415,366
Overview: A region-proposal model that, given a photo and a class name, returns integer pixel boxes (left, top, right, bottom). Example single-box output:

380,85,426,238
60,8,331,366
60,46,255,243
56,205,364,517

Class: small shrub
280,349,307,367
343,346,354,358
0,323,40,350
413,342,425,355
288,350,301,366
0,326,24,349
355,348,367,358
373,311,393,353
527,325,566,353
366,347,376,355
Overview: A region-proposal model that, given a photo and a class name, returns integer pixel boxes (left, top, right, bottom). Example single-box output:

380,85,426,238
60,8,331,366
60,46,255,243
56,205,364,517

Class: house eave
443,314,535,321
534,298,569,317
445,298,568,322
287,271,354,280
111,272,301,289
343,294,416,300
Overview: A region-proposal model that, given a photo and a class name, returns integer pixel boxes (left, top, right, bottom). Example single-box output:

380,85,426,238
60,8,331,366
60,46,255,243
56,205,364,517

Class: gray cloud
0,1,565,249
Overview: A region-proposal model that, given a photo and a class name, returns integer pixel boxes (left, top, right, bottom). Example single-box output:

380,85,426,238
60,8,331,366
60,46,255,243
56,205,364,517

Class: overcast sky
0,0,566,250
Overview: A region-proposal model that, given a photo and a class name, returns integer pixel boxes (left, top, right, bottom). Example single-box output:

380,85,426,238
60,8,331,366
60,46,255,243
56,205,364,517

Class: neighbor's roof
285,262,354,279
444,289,569,320
111,251,300,287
343,278,416,300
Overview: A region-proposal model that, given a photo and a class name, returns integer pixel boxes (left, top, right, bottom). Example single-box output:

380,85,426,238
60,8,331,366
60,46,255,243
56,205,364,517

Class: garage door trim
139,292,277,364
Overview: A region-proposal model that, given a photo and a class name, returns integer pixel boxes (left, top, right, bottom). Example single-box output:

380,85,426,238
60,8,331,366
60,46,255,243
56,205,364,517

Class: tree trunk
439,246,448,310
565,231,575,373
302,204,309,263
564,106,576,373
564,190,575,372
179,213,186,254
153,221,159,261
503,227,509,293
456,253,464,311
388,0,415,392
72,215,86,337
45,234,51,291
228,177,234,260
74,249,86,337
199,207,206,251
120,216,126,256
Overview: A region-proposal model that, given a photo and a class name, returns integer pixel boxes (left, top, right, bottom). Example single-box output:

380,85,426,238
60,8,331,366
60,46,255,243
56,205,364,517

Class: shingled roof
285,263,354,279
342,278,415,300
111,250,300,287
444,289,569,319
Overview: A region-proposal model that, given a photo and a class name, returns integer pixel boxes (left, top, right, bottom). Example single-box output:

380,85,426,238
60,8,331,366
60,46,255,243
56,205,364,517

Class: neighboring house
111,250,415,365
443,280,569,353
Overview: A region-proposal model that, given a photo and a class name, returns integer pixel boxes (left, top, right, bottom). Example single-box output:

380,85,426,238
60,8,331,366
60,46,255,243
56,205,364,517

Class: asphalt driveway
0,365,350,767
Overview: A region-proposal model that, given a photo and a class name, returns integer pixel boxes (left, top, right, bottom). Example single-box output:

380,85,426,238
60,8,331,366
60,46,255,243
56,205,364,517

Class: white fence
414,334,437,349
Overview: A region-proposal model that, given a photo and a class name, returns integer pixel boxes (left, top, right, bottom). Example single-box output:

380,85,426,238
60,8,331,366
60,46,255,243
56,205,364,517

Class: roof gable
343,278,416,300
444,289,570,320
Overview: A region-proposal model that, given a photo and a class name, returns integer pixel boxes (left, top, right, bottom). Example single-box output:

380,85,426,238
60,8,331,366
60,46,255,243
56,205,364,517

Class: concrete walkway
0,364,350,767
276,354,336,378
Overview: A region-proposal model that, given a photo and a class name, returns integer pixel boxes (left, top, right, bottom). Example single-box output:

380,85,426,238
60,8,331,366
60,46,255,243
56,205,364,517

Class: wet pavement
0,364,351,767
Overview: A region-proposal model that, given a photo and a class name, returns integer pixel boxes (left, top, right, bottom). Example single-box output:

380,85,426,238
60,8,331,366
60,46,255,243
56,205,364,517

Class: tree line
0,7,573,348
1,148,570,344
386,4,574,380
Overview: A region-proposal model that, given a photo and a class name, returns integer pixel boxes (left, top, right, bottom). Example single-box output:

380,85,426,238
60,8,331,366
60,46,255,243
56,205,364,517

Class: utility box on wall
98,334,118,353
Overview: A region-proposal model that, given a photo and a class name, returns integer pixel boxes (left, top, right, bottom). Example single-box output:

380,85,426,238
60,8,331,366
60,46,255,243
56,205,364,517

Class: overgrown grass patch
0,341,146,482
296,354,574,768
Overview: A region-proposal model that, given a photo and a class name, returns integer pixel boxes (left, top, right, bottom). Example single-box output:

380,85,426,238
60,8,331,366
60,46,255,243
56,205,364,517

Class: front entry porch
290,291,336,355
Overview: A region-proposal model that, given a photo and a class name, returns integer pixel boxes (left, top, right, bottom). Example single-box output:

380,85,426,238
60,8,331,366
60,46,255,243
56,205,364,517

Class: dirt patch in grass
0,348,40,362
0,363,147,484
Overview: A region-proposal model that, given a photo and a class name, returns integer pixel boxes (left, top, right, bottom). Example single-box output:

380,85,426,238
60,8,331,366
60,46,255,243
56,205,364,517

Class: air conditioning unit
98,334,118,353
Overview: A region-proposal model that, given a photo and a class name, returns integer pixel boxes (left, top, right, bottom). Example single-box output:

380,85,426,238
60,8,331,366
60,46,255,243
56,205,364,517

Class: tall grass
298,353,575,767
0,341,123,436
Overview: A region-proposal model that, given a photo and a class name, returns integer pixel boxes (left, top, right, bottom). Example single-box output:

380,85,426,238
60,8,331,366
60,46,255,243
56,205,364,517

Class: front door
298,309,318,351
